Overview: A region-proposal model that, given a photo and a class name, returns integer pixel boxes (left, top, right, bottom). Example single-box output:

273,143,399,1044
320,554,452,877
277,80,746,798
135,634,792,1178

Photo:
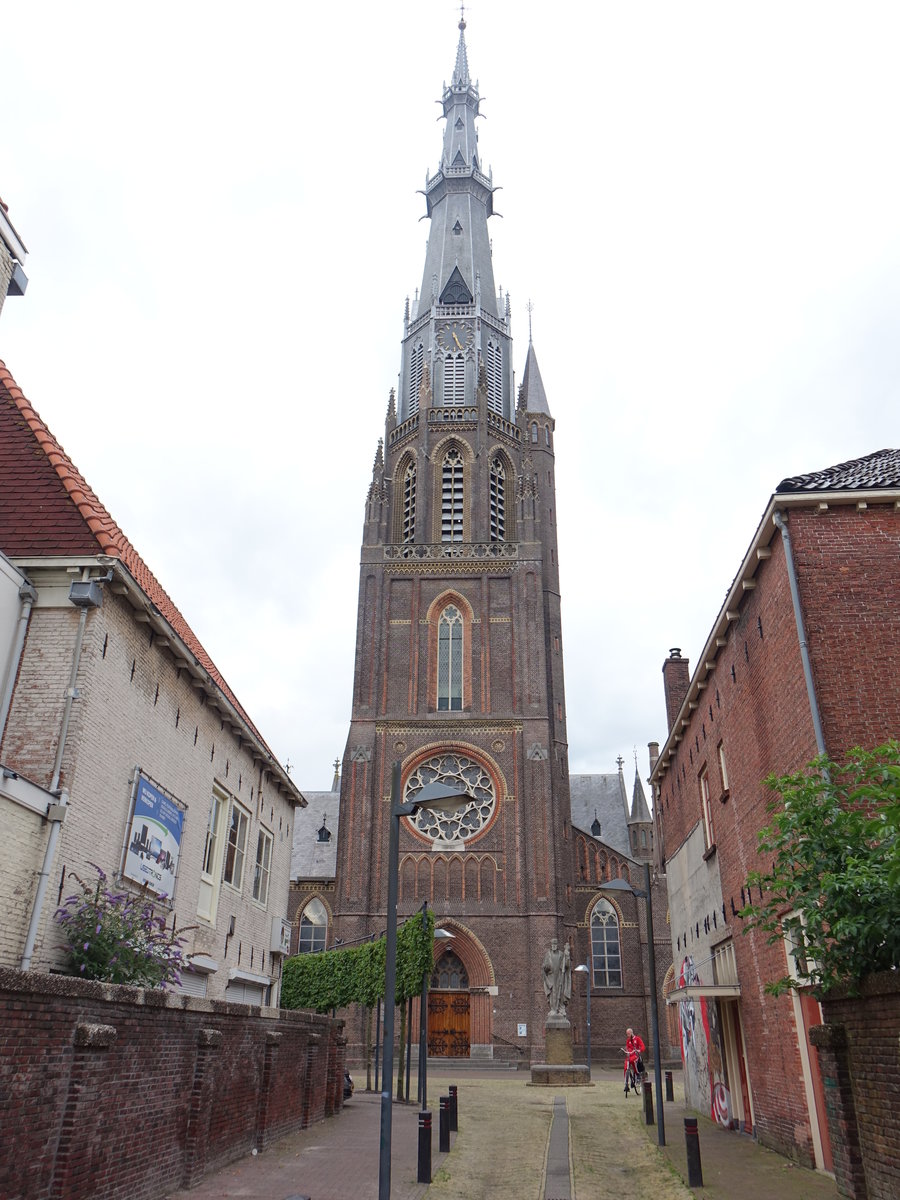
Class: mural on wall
677,955,732,1127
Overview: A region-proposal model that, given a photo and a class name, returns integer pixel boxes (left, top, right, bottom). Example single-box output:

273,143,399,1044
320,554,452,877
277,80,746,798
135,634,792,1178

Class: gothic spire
419,15,499,319
452,10,470,87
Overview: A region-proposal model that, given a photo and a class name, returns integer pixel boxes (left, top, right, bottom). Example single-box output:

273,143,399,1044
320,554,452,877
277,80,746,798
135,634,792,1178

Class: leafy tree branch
742,742,900,995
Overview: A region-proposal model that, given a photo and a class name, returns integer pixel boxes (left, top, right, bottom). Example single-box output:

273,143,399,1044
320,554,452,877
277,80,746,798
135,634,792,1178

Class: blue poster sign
123,774,184,898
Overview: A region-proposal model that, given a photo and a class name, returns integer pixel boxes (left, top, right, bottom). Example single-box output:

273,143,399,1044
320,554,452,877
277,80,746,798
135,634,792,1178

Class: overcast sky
3,2,898,791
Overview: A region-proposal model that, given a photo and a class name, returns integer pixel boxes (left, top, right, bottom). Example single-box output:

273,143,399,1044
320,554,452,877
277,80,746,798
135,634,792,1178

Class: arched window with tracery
486,340,503,414
530,422,538,443
437,604,464,710
489,456,506,542
297,897,328,954
590,898,622,988
441,447,464,542
431,950,469,990
401,459,416,543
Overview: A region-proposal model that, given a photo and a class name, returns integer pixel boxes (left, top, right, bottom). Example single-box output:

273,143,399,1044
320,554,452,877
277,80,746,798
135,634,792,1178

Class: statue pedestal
529,1015,593,1087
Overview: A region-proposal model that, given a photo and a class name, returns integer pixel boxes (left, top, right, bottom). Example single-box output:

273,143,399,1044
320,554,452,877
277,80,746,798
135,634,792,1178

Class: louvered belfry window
444,353,465,406
486,340,503,414
402,461,416,543
490,456,505,541
441,448,464,542
437,604,463,710
408,342,424,417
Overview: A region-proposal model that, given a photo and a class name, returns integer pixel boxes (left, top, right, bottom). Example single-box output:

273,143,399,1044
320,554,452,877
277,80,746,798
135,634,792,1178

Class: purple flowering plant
55,864,193,989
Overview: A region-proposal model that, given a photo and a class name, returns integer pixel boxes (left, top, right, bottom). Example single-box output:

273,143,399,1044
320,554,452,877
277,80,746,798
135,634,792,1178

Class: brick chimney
662,648,690,733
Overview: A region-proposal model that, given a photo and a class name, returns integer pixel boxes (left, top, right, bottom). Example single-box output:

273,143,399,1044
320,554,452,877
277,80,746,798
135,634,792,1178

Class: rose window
404,752,496,845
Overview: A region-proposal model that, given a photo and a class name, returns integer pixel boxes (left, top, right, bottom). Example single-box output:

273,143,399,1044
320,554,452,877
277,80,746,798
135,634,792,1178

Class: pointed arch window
402,460,416,543
489,456,506,542
441,448,464,542
486,340,503,414
431,950,469,990
444,353,465,406
437,604,464,710
530,422,538,443
590,898,623,988
297,898,328,954
408,342,424,417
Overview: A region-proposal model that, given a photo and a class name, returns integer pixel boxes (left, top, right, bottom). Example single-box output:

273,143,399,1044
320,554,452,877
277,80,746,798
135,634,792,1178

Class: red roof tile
0,359,268,749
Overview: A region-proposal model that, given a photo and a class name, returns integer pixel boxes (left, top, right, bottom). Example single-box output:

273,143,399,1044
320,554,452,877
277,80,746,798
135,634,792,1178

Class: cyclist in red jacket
623,1028,646,1094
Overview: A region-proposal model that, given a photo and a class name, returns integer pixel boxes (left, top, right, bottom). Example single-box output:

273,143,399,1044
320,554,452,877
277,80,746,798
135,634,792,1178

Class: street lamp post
379,764,469,1200
420,924,454,1112
600,861,665,1146
573,962,591,1080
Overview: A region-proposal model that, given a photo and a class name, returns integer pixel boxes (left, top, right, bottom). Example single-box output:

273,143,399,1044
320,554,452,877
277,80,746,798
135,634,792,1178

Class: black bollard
666,1070,674,1102
684,1118,704,1187
644,1079,654,1126
439,1096,451,1153
417,1110,432,1184
448,1084,458,1132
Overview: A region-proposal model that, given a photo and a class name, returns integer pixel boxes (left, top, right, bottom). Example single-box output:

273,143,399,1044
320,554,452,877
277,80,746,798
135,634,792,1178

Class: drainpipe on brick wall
0,581,38,745
21,573,104,970
772,509,827,756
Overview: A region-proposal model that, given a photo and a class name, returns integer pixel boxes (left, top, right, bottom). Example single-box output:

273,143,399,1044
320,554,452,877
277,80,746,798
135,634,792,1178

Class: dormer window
317,815,331,843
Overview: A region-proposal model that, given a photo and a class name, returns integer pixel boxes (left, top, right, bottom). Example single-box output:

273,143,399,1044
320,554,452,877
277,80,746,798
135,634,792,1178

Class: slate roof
569,771,632,859
777,448,900,493
0,359,266,747
630,767,652,824
519,343,551,416
290,788,340,880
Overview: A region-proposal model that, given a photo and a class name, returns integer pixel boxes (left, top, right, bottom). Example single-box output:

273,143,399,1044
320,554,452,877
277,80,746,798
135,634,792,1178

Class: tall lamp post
419,923,454,1112
600,861,665,1146
380,764,470,1200
573,962,591,1080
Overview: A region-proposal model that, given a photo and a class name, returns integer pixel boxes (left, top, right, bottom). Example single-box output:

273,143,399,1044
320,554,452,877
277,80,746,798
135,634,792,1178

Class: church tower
334,16,574,1062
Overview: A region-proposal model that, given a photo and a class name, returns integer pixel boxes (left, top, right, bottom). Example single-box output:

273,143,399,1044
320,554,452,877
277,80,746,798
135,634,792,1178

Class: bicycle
621,1048,644,1096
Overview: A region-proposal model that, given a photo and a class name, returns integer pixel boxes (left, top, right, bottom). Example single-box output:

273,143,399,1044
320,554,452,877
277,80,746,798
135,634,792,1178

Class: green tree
742,742,900,995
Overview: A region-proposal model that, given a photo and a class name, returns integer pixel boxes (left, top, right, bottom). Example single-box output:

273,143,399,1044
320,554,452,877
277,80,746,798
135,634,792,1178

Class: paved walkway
164,1068,839,1200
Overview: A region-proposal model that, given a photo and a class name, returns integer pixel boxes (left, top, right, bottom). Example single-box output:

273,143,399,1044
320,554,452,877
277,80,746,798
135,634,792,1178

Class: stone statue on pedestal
542,938,572,1017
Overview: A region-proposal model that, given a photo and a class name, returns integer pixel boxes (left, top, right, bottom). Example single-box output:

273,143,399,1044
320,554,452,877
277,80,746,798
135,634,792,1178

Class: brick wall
0,967,344,1200
812,972,900,1200
657,501,900,1164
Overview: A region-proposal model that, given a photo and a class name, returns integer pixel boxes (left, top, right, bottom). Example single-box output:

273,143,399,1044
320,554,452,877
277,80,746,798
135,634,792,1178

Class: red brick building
651,448,900,1168
326,17,672,1069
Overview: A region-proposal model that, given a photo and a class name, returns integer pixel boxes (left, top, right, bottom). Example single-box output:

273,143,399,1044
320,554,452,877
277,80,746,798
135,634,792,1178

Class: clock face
439,322,471,352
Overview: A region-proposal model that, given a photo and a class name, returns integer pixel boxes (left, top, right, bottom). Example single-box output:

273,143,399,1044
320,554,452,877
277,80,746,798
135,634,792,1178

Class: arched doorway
428,950,470,1057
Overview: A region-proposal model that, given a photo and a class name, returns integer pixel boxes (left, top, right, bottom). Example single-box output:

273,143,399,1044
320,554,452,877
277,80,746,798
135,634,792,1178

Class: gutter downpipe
0,582,38,742
20,591,92,971
772,509,827,757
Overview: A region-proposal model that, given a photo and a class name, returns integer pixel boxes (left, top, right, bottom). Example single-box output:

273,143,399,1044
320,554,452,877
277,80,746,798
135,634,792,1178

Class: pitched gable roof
0,359,265,749
777,448,900,493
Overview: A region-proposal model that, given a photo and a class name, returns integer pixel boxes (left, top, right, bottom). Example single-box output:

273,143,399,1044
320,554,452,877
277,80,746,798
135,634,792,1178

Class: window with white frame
590,898,622,988
198,788,228,922
700,767,714,850
252,828,273,906
223,801,251,890
298,898,328,953
437,604,464,710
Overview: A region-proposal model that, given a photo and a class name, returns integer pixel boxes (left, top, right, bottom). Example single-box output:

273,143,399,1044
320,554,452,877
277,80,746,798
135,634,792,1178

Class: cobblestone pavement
165,1067,840,1200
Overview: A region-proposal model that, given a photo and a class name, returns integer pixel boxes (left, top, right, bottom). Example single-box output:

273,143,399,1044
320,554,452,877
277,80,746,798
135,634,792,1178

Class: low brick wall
810,971,900,1200
0,967,345,1200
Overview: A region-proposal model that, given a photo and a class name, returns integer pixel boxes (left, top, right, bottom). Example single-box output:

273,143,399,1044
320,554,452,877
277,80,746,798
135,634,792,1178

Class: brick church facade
324,18,672,1067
